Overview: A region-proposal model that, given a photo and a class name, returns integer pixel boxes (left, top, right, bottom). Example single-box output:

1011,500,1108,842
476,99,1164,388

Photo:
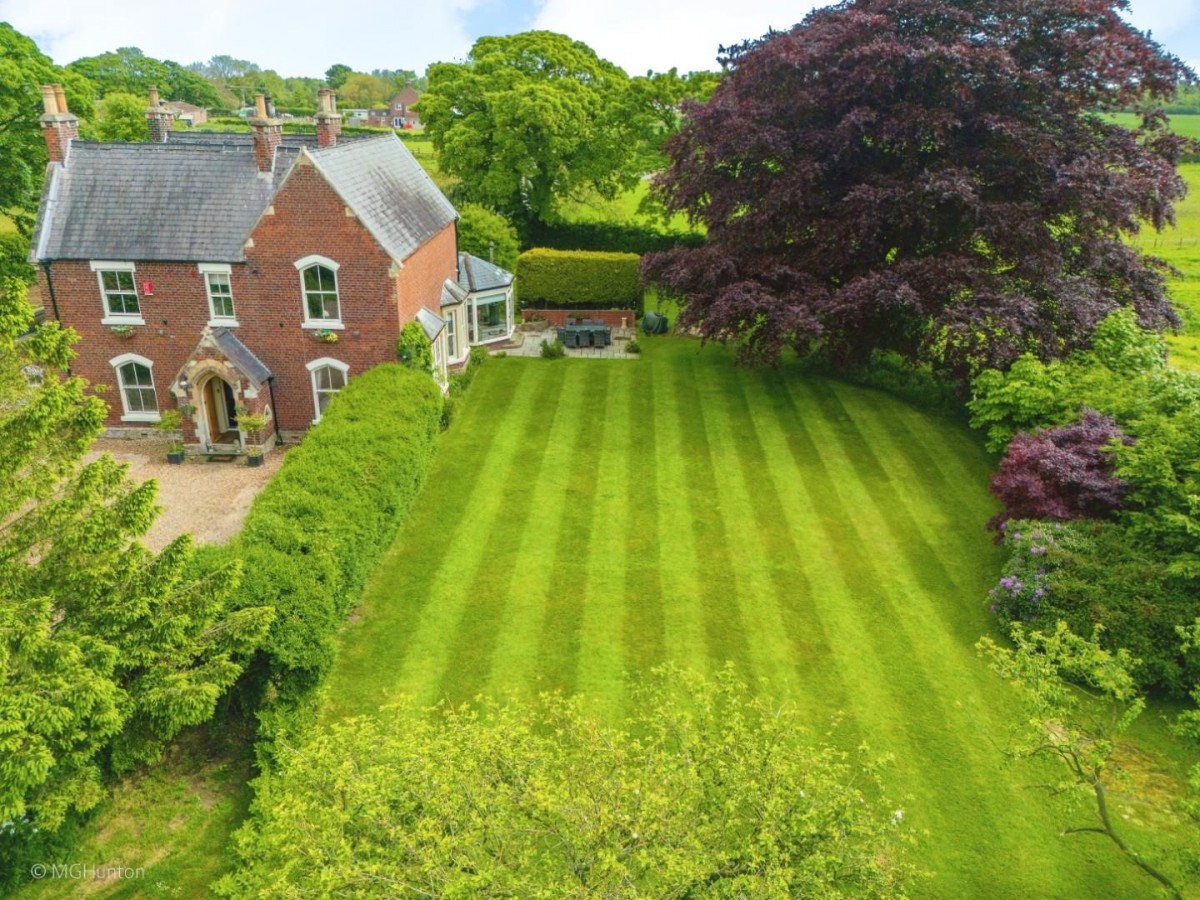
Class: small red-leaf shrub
988,409,1130,532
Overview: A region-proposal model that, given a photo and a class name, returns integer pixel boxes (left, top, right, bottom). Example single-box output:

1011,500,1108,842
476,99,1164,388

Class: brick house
30,84,512,453
366,84,421,129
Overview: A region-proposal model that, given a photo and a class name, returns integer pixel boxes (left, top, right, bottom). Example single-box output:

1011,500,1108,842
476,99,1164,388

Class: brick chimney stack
249,93,282,173
146,85,175,143
314,88,342,149
40,83,78,164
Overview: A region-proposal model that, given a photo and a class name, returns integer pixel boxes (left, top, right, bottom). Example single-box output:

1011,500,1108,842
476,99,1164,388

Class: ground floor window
307,357,349,422
472,292,511,343
110,353,159,421
446,310,458,359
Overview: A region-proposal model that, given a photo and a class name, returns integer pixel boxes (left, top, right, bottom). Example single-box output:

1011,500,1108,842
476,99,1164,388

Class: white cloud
532,0,828,74
0,0,482,76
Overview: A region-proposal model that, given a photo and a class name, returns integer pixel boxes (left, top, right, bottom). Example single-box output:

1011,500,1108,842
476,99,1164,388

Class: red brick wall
524,309,637,329
396,222,457,326
41,156,458,439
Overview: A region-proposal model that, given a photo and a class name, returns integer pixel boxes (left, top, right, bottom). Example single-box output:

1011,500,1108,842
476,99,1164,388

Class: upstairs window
295,256,342,326
200,264,236,324
91,261,141,322
110,353,159,422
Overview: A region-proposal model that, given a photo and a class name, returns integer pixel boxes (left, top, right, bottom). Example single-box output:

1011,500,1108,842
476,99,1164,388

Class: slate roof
457,252,514,293
31,132,455,266
308,135,457,264
32,143,292,262
440,277,468,308
212,327,272,385
416,306,445,341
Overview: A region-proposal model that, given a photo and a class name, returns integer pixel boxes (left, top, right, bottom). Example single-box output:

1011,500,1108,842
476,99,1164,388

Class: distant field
1109,111,1200,140
1131,162,1200,370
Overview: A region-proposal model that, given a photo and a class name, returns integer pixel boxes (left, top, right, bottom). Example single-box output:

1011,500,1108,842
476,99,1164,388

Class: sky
1,0,1198,80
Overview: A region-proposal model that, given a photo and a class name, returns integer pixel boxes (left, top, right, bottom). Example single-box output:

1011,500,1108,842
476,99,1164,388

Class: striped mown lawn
323,338,1189,899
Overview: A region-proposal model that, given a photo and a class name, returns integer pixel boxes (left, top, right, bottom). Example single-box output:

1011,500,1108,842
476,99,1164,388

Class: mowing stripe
535,364,612,696
671,354,755,675
576,363,634,719
789,379,1033,891
621,368,665,676
652,354,711,673
386,365,551,708
435,366,571,704
321,362,538,719
690,357,805,696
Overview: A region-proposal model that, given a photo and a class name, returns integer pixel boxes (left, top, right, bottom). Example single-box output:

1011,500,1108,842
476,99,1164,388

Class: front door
201,377,239,444
203,378,221,443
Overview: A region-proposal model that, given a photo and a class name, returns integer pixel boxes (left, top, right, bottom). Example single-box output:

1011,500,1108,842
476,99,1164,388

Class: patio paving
492,328,640,359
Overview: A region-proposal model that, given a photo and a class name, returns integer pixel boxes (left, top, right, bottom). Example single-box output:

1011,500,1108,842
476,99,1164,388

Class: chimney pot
40,84,58,115
255,94,267,119
148,85,160,107
52,84,68,115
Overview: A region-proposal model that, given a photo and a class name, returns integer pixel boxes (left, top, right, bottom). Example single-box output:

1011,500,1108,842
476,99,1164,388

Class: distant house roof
31,133,456,265
457,253,513,293
211,327,272,384
164,100,206,114
395,84,420,106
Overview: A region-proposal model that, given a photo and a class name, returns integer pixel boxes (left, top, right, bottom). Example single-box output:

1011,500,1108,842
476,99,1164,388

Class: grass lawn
322,339,1194,898
14,730,253,900
1131,162,1200,371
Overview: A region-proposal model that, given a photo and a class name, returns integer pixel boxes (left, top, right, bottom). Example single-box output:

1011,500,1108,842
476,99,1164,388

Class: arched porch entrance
198,372,240,447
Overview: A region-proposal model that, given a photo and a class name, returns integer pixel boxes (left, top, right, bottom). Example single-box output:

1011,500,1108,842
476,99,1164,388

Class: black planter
246,453,264,468
167,450,185,465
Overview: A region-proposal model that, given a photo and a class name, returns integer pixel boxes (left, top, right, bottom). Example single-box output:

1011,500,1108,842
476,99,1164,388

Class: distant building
162,99,208,127
367,84,421,129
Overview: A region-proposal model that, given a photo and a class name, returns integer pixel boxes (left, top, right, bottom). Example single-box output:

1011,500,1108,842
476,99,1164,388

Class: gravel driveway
88,440,286,551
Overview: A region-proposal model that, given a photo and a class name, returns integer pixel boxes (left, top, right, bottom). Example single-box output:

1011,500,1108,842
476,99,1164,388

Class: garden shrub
396,320,434,371
227,365,442,730
989,520,1199,695
540,338,566,359
988,411,1130,532
517,248,642,311
525,219,705,255
441,346,489,430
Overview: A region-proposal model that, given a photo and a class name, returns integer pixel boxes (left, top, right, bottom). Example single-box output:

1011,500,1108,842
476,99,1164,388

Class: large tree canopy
645,0,1196,378
68,47,221,108
421,31,646,227
0,24,94,236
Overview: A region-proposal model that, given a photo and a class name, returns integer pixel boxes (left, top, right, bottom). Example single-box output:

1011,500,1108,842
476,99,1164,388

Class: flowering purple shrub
987,522,1074,623
988,409,1131,532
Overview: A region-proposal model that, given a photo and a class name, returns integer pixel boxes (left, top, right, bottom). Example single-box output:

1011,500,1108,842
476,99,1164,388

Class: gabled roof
30,132,455,267
416,306,444,341
395,85,420,106
457,253,514,293
308,135,457,264
31,142,294,262
211,327,272,385
441,277,468,308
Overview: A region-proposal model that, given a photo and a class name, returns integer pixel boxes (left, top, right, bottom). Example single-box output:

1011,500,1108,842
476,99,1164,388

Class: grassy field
321,339,1193,899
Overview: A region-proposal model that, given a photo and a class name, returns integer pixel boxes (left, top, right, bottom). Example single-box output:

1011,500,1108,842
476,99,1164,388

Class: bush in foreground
219,668,915,898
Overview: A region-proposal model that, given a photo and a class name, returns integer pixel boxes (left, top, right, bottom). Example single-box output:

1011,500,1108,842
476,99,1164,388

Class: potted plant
157,409,185,464
239,412,269,468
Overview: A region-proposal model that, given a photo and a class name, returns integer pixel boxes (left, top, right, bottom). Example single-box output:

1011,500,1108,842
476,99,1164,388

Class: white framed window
446,310,458,360
295,255,343,328
306,357,349,422
91,261,144,325
109,352,159,422
199,263,237,326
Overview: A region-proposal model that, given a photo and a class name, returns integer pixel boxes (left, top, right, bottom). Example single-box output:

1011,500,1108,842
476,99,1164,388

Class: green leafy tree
336,72,392,109
67,47,220,108
422,31,646,228
0,279,271,830
92,91,149,142
456,203,520,272
978,622,1189,898
324,63,352,89
0,24,95,236
219,667,915,897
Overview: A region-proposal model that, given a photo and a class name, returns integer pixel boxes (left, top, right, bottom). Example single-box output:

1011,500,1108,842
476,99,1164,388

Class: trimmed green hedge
525,220,705,254
516,248,642,311
228,364,442,712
